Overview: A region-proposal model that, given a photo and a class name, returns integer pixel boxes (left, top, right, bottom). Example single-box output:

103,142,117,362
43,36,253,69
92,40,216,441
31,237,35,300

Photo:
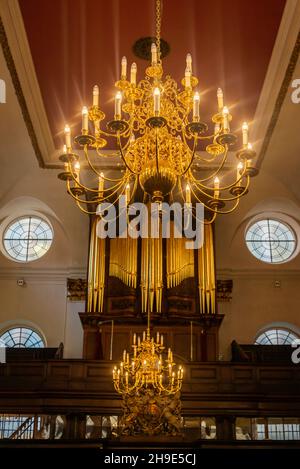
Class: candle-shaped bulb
133,333,136,345
156,332,160,343
125,183,130,204
82,106,89,133
151,43,157,65
130,62,137,86
185,68,191,88
217,87,224,110
93,85,99,106
153,87,160,115
186,183,191,204
193,91,200,121
121,56,127,80
214,176,220,188
63,144,67,154
98,172,104,195
214,176,220,199
237,162,243,186
64,124,71,149
74,161,80,178
222,106,229,132
115,91,122,119
242,122,248,146
186,53,192,73
160,334,163,346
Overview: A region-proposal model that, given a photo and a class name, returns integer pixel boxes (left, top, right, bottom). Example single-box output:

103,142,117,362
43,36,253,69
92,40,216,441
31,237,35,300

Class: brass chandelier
113,328,183,397
58,0,257,223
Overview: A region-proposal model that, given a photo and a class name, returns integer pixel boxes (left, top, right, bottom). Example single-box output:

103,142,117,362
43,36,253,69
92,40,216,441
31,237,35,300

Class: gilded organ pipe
198,225,216,315
87,219,106,312
166,222,194,288
109,237,138,288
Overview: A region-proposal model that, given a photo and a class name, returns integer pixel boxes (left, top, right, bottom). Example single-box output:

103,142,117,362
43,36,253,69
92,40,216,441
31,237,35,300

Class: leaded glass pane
0,327,44,348
255,328,299,345
3,216,53,262
245,219,296,264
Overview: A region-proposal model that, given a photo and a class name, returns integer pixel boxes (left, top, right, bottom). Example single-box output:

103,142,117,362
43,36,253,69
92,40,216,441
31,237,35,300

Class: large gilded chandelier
58,0,257,223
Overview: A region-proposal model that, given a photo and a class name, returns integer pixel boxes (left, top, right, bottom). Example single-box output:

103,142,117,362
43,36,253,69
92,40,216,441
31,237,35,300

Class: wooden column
79,313,103,359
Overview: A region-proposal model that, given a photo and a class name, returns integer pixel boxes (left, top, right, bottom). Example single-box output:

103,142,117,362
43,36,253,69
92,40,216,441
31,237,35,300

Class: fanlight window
3,216,53,262
245,219,296,264
255,328,299,345
0,327,44,348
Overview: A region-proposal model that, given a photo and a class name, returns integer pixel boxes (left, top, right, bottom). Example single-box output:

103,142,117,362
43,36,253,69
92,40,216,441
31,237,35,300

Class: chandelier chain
156,0,162,62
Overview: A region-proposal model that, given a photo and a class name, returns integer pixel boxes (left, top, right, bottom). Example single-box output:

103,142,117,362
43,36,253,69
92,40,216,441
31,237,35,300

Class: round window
2,216,53,262
245,219,296,264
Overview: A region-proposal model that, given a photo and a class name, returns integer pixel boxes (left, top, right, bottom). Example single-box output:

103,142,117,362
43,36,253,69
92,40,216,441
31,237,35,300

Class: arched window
2,216,53,263
0,327,45,348
245,219,296,264
255,328,299,345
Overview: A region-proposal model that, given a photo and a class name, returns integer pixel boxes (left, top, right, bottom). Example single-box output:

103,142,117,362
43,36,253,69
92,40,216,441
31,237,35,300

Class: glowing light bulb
222,106,229,132
130,62,137,85
217,88,223,110
115,91,122,118
153,87,160,114
64,124,71,149
82,106,89,133
93,85,99,106
151,43,157,65
242,121,248,146
193,91,200,120
121,56,127,79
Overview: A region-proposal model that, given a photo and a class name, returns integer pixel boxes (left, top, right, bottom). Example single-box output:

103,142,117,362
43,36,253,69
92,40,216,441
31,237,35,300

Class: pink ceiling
19,0,286,148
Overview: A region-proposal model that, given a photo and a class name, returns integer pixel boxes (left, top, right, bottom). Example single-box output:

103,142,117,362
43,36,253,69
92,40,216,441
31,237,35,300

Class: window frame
245,217,297,264
0,326,45,349
1,214,53,263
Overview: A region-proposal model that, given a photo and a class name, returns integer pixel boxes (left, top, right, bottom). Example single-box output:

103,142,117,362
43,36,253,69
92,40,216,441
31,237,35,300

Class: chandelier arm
75,200,98,215
194,150,225,163
117,133,138,174
69,163,127,195
83,145,128,184
66,175,130,205
94,175,139,224
191,165,248,192
189,145,229,183
181,138,197,175
191,173,250,201
189,184,241,214
95,148,120,158
177,177,217,224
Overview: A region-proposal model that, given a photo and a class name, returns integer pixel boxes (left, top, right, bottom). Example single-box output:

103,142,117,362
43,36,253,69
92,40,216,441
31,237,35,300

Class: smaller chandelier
113,329,183,396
